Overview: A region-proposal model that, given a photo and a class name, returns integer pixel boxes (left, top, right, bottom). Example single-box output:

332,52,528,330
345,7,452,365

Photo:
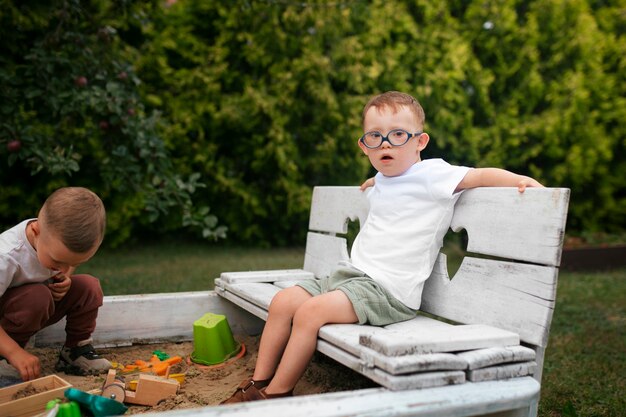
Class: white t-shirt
350,159,471,309
0,219,56,297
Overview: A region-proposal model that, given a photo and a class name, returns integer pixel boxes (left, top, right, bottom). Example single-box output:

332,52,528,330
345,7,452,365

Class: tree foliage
1,0,624,245
0,0,225,245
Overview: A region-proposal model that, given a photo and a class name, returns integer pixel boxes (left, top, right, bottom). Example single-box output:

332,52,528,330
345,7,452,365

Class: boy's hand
8,348,41,381
360,177,375,191
48,274,71,301
517,177,544,193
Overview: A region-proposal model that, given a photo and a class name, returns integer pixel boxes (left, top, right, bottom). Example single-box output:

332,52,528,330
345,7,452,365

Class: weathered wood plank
457,346,536,370
422,255,556,347
303,232,350,278
34,292,264,347
308,186,369,234
220,290,269,321
222,282,279,310
360,346,467,375
452,187,569,266
467,362,537,383
274,279,316,289
220,269,314,284
319,314,452,358
316,339,362,373
384,315,453,331
361,325,519,356
320,338,459,393
318,324,387,357
361,366,466,391
159,378,539,417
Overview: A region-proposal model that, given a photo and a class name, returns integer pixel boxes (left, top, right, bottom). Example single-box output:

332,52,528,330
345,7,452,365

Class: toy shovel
64,387,128,416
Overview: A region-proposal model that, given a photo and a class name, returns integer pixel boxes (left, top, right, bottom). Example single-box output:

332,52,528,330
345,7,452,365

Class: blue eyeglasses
359,129,422,149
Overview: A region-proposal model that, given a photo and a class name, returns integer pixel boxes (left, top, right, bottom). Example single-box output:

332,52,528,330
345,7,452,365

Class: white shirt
350,159,471,309
0,219,56,297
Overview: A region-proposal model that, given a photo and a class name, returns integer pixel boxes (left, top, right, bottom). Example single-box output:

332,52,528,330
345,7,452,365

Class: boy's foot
220,377,271,404
259,387,293,400
221,378,294,404
55,339,112,376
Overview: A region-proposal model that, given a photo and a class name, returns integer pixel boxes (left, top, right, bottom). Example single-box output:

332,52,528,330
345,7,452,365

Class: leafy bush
135,0,625,244
1,0,624,245
0,0,225,245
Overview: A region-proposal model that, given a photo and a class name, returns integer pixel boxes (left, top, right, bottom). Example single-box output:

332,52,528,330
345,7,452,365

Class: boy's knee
268,290,292,315
292,303,324,331
268,287,308,320
68,274,104,306
2,284,54,327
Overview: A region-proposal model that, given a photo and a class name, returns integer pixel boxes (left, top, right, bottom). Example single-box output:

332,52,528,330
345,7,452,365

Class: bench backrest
303,186,570,351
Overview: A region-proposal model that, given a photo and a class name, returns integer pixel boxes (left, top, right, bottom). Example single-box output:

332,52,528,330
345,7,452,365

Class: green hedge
1,0,624,246
0,0,225,245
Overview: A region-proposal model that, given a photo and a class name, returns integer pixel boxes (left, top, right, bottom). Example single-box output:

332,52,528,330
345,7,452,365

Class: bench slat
362,367,466,391
422,256,557,347
360,346,468,374
222,282,278,310
316,339,362,372
320,316,461,355
360,324,519,356
466,362,537,383
220,290,269,321
303,232,350,278
457,346,536,370
319,324,388,357
308,186,369,234
385,315,453,331
452,188,569,266
220,269,314,284
274,279,316,289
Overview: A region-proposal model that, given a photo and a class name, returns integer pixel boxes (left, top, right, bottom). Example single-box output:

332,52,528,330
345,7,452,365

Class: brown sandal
259,387,294,399
220,377,271,404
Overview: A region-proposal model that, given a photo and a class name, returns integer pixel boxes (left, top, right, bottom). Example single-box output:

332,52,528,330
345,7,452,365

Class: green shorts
296,265,417,326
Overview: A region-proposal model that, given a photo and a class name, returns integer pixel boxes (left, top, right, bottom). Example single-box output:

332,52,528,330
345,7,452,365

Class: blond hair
362,91,426,129
39,187,106,253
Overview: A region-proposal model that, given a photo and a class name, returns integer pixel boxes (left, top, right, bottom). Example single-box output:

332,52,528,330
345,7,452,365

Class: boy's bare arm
456,168,543,193
0,326,41,380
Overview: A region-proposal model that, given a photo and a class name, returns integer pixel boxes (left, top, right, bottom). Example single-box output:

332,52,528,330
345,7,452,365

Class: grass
79,241,625,417
540,269,625,417
79,240,304,295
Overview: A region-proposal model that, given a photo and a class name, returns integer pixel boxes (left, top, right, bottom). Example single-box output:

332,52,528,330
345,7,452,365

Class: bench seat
215,275,537,390
215,186,570,417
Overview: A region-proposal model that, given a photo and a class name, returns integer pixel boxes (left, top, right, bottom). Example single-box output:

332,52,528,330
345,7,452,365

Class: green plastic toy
152,350,170,360
46,399,81,417
64,387,128,416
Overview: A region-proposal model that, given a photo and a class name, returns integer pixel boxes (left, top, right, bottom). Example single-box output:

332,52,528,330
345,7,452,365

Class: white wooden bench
215,186,570,417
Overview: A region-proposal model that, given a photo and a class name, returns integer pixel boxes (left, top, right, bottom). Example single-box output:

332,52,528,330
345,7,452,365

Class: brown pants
0,274,104,348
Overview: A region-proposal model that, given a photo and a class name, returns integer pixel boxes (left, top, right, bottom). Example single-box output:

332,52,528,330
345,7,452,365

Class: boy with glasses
222,91,543,403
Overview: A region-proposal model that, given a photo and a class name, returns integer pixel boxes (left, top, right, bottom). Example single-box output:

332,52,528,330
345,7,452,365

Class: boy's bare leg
265,290,358,394
253,286,312,381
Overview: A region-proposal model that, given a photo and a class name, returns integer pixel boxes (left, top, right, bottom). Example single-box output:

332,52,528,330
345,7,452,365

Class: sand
28,335,377,414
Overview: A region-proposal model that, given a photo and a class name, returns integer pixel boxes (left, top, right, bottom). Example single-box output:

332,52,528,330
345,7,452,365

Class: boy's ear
357,138,370,155
416,133,430,151
31,220,41,236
